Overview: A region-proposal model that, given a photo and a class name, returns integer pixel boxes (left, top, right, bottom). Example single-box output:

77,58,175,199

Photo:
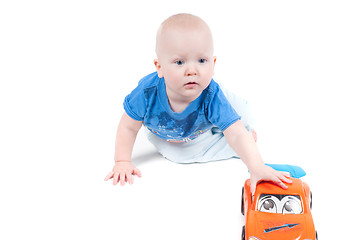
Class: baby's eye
198,58,207,64
175,60,184,65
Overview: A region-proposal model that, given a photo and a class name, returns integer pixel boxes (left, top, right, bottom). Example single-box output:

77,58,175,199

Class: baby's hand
104,161,142,186
250,165,292,195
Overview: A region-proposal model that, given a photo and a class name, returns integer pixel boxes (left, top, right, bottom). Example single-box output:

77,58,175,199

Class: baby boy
104,13,291,194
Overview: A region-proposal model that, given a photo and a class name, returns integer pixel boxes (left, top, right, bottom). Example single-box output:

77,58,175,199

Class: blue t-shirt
124,72,240,142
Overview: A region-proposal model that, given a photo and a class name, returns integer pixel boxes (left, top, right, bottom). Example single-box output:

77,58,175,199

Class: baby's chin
181,86,205,99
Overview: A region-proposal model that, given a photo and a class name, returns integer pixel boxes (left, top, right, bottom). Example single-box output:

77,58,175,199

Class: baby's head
154,13,216,102
155,13,214,57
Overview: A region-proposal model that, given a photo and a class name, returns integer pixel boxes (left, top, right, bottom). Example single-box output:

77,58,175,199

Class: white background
1,0,360,239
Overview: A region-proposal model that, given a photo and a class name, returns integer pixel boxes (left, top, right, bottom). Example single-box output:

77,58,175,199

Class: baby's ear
212,56,217,75
154,59,163,78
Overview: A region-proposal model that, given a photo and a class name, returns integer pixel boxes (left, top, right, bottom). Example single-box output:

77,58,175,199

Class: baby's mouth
184,82,198,89
184,81,198,86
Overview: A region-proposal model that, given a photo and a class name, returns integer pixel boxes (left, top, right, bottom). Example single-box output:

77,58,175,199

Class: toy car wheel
310,191,313,209
316,230,318,240
241,187,244,215
242,226,245,240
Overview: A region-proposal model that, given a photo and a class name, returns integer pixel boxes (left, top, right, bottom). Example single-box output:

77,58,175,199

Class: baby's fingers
276,171,293,184
133,168,142,178
274,179,288,190
272,173,292,190
119,171,126,186
113,172,120,185
125,171,133,185
250,181,257,196
104,172,114,181
281,174,293,184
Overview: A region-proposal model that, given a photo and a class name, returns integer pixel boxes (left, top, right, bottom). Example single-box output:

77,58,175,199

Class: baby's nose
186,64,197,76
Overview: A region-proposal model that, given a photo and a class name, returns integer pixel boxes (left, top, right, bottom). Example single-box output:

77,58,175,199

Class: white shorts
145,86,255,163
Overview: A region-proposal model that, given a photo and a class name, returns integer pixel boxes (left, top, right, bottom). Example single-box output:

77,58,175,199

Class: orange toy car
241,165,317,240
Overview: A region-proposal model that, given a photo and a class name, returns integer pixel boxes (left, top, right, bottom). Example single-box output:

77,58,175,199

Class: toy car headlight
249,237,261,240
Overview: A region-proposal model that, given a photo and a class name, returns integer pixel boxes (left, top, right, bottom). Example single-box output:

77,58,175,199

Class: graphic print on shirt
146,111,211,142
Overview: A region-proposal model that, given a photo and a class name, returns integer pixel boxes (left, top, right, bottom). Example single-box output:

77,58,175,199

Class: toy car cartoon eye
260,199,276,213
258,195,278,213
282,196,302,214
258,194,303,214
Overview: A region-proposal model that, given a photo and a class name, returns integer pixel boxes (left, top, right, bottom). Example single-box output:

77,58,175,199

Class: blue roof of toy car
265,164,306,178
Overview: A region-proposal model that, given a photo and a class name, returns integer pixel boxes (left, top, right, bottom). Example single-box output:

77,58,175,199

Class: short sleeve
207,83,240,131
123,86,147,121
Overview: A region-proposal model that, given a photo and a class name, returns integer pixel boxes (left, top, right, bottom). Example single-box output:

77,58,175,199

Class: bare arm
114,112,143,162
104,112,143,185
224,120,292,194
224,120,263,172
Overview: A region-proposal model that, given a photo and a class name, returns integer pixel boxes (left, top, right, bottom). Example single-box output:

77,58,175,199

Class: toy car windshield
258,194,303,214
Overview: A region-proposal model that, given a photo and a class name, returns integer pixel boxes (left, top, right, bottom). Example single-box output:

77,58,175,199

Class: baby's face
155,24,216,102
